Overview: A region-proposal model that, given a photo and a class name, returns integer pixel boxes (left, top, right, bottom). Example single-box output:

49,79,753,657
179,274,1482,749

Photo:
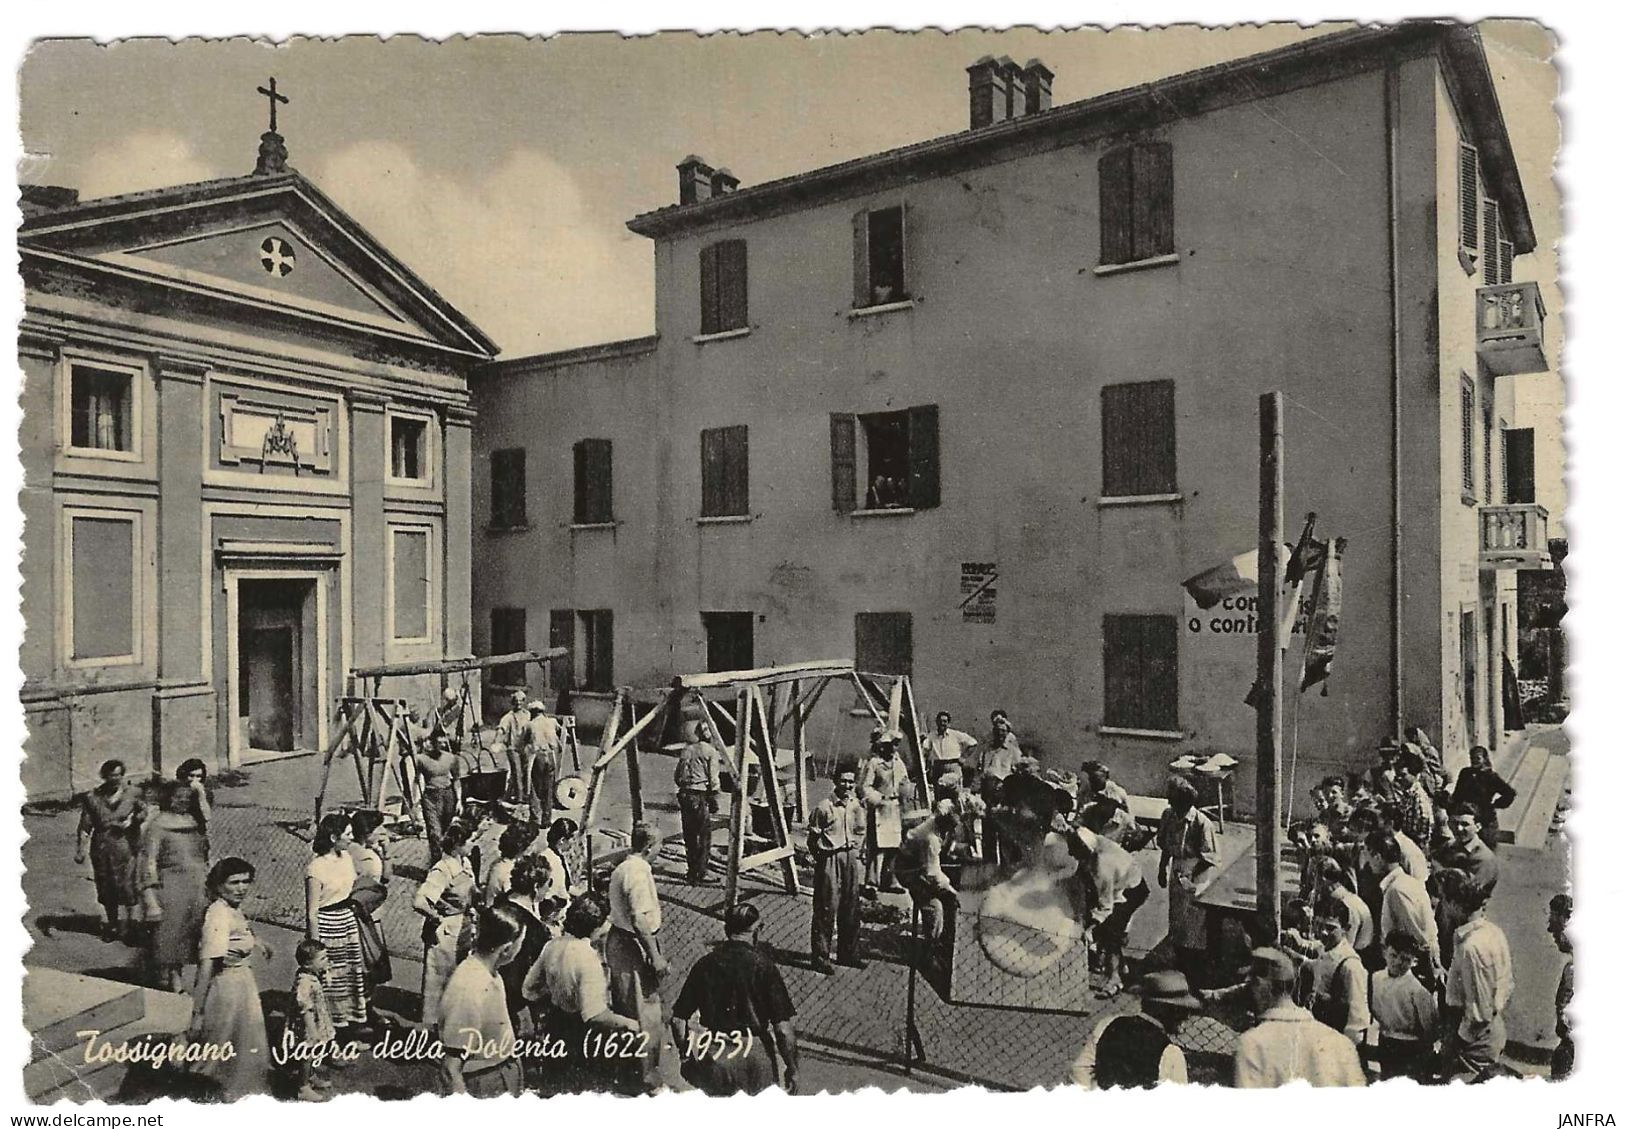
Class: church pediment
20,172,496,358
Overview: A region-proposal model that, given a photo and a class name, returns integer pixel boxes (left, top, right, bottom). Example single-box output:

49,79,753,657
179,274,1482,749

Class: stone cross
256,77,289,133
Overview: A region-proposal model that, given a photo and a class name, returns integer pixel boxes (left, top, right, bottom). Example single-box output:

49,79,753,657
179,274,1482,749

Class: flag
1299,538,1345,694
1182,550,1260,610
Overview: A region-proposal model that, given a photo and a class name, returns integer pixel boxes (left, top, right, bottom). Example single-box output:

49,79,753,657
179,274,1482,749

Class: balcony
1480,503,1552,570
1476,281,1548,377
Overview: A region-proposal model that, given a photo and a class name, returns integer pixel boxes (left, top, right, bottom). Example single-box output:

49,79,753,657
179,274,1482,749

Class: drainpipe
1385,64,1405,738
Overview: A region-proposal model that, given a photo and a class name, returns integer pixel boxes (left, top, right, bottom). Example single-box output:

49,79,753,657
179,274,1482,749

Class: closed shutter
574,438,612,523
1104,614,1178,730
549,609,576,691
718,239,748,331
1101,380,1175,496
702,425,749,516
1134,141,1174,258
1482,201,1501,287
1484,403,1495,506
1504,428,1535,504
830,413,857,513
490,448,526,528
1098,147,1134,266
1498,238,1515,285
699,243,720,335
906,403,940,509
900,200,916,301
851,208,870,308
1459,144,1480,252
855,612,912,675
490,608,527,687
582,610,614,691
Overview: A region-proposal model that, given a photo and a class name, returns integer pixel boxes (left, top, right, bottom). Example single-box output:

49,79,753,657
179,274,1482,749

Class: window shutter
1484,403,1495,507
725,425,749,515
1144,615,1178,730
1482,201,1501,286
701,428,724,517
1459,144,1480,252
1146,380,1176,494
1461,382,1476,497
718,240,748,331
1101,384,1132,496
1102,380,1174,496
1498,238,1514,285
575,438,612,523
1102,616,1138,728
1098,147,1134,266
830,413,857,513
906,403,940,510
549,609,576,691
1134,141,1174,258
851,209,870,308
491,448,526,528
699,243,720,335
899,200,914,300
594,611,614,689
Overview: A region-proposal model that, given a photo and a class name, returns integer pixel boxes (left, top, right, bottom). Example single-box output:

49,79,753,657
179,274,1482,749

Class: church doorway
235,577,320,755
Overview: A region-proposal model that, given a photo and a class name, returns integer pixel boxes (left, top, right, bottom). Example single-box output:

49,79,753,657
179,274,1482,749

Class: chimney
710,167,740,196
967,56,1008,129
1023,59,1054,115
677,155,715,205
1001,57,1027,120
20,184,79,218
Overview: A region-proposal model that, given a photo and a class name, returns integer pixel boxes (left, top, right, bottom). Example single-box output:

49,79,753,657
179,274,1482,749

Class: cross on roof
256,77,289,134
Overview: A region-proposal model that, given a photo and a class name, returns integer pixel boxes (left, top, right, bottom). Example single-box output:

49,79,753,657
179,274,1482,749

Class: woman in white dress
190,857,270,1100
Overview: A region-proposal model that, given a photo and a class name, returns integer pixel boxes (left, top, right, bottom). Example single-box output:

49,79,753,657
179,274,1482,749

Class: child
291,939,337,1101
1369,930,1438,1082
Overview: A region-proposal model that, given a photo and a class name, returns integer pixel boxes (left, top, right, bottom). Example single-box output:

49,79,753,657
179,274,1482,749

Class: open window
830,405,939,513
388,412,431,484
68,362,135,456
852,204,910,308
573,438,613,524
489,447,527,529
703,611,755,673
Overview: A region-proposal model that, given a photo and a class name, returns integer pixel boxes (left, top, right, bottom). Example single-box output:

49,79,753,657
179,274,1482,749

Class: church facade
19,131,495,799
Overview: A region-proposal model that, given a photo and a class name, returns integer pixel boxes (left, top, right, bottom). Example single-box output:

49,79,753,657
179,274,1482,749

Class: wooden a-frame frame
579,660,932,907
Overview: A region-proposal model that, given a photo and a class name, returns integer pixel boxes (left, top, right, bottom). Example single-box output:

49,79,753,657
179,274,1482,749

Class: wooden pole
1255,391,1284,945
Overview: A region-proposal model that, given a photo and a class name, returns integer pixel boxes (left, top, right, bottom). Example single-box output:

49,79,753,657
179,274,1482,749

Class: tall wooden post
1255,392,1284,945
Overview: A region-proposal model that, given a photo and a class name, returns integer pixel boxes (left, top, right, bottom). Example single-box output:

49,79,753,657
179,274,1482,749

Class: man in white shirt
924,712,976,781
523,699,563,824
1234,947,1367,1088
605,823,668,1092
1307,897,1372,1047
980,710,1022,782
490,688,532,806
1367,830,1441,975
1439,868,1515,1081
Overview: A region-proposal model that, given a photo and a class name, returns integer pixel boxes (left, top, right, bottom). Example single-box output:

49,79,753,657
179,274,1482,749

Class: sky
17,22,1559,361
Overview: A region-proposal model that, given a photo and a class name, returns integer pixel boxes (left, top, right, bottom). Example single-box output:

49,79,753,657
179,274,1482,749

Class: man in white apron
1157,775,1220,985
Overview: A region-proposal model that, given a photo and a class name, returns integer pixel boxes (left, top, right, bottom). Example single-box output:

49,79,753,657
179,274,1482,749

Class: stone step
1513,752,1570,851
1494,744,1552,843
23,969,145,1059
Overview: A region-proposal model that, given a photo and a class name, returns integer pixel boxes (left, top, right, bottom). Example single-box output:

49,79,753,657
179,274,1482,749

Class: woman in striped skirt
305,813,369,1033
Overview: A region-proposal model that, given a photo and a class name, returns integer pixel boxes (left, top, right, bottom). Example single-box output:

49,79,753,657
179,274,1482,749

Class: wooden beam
592,694,666,769
901,676,934,809
850,672,886,722
677,659,855,690
749,684,802,895
792,678,810,824
725,687,752,909
350,648,568,680
696,694,741,780
740,844,798,869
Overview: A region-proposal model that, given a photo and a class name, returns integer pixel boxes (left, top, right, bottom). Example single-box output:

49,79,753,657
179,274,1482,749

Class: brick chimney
677,155,715,205
710,167,740,196
967,56,1008,129
19,184,79,218
1023,59,1054,114
1001,57,1027,121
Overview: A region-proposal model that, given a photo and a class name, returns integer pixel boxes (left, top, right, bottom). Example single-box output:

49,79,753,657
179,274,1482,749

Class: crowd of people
67,693,1568,1098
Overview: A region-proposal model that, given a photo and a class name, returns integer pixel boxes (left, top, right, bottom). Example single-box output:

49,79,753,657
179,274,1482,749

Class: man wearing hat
1234,947,1366,1088
523,697,563,824
807,770,866,974
1071,970,1195,1088
673,721,723,883
859,728,908,894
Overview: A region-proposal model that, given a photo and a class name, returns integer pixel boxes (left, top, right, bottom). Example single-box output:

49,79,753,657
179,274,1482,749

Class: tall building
471,22,1554,807
20,121,496,799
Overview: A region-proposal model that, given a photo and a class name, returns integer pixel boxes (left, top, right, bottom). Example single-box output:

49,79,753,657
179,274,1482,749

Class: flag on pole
1181,550,1261,610
1299,537,1346,694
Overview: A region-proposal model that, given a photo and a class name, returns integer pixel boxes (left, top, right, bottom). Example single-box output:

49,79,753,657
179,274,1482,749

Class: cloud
71,131,223,200
310,142,652,356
